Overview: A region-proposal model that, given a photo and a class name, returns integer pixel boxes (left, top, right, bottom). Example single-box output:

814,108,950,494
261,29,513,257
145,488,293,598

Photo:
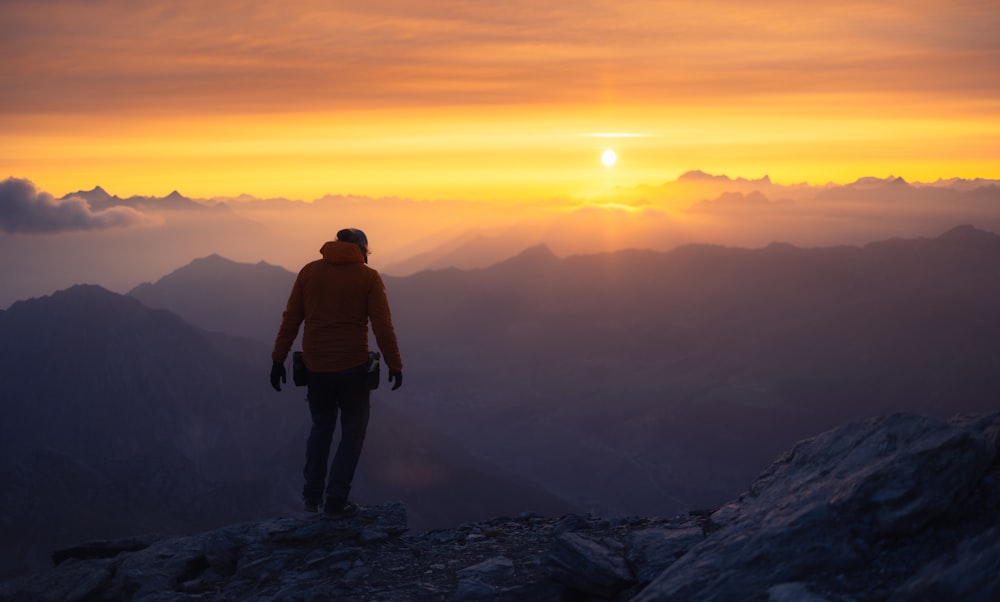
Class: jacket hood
320,241,366,265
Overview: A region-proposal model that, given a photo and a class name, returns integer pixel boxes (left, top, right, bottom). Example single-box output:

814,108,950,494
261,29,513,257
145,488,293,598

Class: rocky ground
2,411,998,601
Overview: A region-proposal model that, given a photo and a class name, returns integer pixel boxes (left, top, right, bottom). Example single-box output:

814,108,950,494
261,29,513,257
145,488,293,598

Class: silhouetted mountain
77,227,1000,531
677,170,772,185
0,285,574,579
0,285,295,576
66,185,114,206
381,231,532,275
129,254,296,343
62,187,226,212
5,412,997,600
380,225,1000,516
0,284,286,465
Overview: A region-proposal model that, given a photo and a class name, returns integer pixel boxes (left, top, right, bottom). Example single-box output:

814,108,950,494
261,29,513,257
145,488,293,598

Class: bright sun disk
601,148,617,167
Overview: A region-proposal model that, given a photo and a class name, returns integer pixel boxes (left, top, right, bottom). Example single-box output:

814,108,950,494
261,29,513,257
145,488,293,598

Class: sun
601,148,617,168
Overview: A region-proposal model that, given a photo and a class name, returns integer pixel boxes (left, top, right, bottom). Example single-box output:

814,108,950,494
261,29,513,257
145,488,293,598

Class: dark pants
302,365,370,505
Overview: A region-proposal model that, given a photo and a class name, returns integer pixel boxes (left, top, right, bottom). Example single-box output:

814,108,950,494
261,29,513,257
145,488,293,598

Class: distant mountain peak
934,224,1000,247
462,243,560,275
678,170,718,181
144,254,284,284
849,175,908,187
496,243,557,266
51,283,118,300
61,186,116,204
190,253,233,266
6,283,146,318
126,255,297,342
677,171,771,185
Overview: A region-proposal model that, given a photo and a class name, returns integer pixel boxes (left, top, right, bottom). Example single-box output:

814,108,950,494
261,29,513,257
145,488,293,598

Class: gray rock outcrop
634,412,1000,601
1,412,996,601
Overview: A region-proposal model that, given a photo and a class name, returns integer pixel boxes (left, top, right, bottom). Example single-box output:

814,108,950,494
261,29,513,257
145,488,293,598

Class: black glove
270,360,287,392
388,371,403,391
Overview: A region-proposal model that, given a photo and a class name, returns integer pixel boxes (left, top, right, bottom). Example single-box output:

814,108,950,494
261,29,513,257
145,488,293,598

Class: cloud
4,0,998,116
0,177,153,234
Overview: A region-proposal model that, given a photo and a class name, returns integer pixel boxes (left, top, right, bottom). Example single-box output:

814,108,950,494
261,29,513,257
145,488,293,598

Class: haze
2,172,999,308
3,1,999,304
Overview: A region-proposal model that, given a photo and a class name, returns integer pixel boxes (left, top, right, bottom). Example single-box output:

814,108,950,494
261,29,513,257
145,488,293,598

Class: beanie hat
336,228,369,254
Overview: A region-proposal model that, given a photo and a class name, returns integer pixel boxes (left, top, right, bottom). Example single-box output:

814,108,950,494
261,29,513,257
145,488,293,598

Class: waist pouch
292,351,308,386
367,351,381,390
292,351,380,390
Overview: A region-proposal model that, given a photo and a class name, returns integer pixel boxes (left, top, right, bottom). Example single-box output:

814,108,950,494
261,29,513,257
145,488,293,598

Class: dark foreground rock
634,412,1000,602
2,412,997,601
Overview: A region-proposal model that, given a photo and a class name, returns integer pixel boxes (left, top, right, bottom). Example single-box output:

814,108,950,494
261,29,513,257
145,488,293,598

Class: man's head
337,228,369,259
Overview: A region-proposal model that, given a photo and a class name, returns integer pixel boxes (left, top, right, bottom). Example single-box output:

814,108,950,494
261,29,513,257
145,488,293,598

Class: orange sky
2,0,999,201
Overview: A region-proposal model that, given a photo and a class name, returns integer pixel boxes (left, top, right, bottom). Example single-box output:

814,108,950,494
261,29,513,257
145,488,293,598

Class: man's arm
368,272,403,375
271,269,307,364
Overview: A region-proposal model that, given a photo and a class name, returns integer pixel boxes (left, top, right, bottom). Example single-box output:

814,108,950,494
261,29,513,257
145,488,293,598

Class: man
270,228,403,518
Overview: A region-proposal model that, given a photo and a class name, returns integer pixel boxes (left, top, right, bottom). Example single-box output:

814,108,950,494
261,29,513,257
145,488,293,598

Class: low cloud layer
0,178,152,234
2,173,1000,309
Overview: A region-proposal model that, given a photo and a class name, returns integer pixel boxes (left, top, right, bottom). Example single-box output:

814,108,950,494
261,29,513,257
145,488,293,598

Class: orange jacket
271,241,403,374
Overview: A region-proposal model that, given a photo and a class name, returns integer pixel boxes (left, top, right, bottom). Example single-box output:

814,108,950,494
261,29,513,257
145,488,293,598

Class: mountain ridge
128,254,295,343
102,226,1000,523
381,224,1000,516
0,284,576,579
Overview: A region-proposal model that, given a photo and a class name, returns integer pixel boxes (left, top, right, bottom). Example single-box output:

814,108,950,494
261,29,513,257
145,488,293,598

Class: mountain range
129,254,295,344
2,224,998,580
0,285,572,579
381,225,1000,516
102,225,1000,521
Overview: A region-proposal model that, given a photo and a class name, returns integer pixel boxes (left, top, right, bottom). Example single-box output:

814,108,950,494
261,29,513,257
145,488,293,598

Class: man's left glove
270,360,287,392
388,370,403,391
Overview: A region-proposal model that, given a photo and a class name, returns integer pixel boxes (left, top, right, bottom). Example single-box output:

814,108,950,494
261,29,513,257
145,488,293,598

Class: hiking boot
323,500,359,520
304,499,321,513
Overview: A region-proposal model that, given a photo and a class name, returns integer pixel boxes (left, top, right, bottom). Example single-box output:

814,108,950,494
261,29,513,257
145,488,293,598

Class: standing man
270,228,403,518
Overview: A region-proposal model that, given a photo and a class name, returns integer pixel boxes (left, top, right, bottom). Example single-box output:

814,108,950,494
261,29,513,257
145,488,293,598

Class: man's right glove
270,360,287,392
388,371,403,391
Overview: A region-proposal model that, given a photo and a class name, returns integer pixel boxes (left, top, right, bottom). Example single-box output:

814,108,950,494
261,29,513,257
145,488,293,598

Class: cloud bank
0,178,152,234
2,173,1000,309
3,1,998,114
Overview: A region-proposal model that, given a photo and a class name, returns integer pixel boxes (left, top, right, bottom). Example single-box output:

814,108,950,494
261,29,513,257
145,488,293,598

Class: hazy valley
129,225,1000,516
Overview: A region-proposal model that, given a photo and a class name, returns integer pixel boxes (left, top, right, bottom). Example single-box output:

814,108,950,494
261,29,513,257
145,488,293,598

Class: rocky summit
2,412,998,602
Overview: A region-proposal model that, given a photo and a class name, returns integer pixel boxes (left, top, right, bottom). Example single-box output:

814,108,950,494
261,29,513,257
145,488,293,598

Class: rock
2,413,998,601
768,582,832,602
632,413,1000,601
51,533,165,566
888,526,1000,602
455,556,516,602
457,555,516,582
1,558,114,602
545,532,632,596
453,577,498,601
626,526,704,584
